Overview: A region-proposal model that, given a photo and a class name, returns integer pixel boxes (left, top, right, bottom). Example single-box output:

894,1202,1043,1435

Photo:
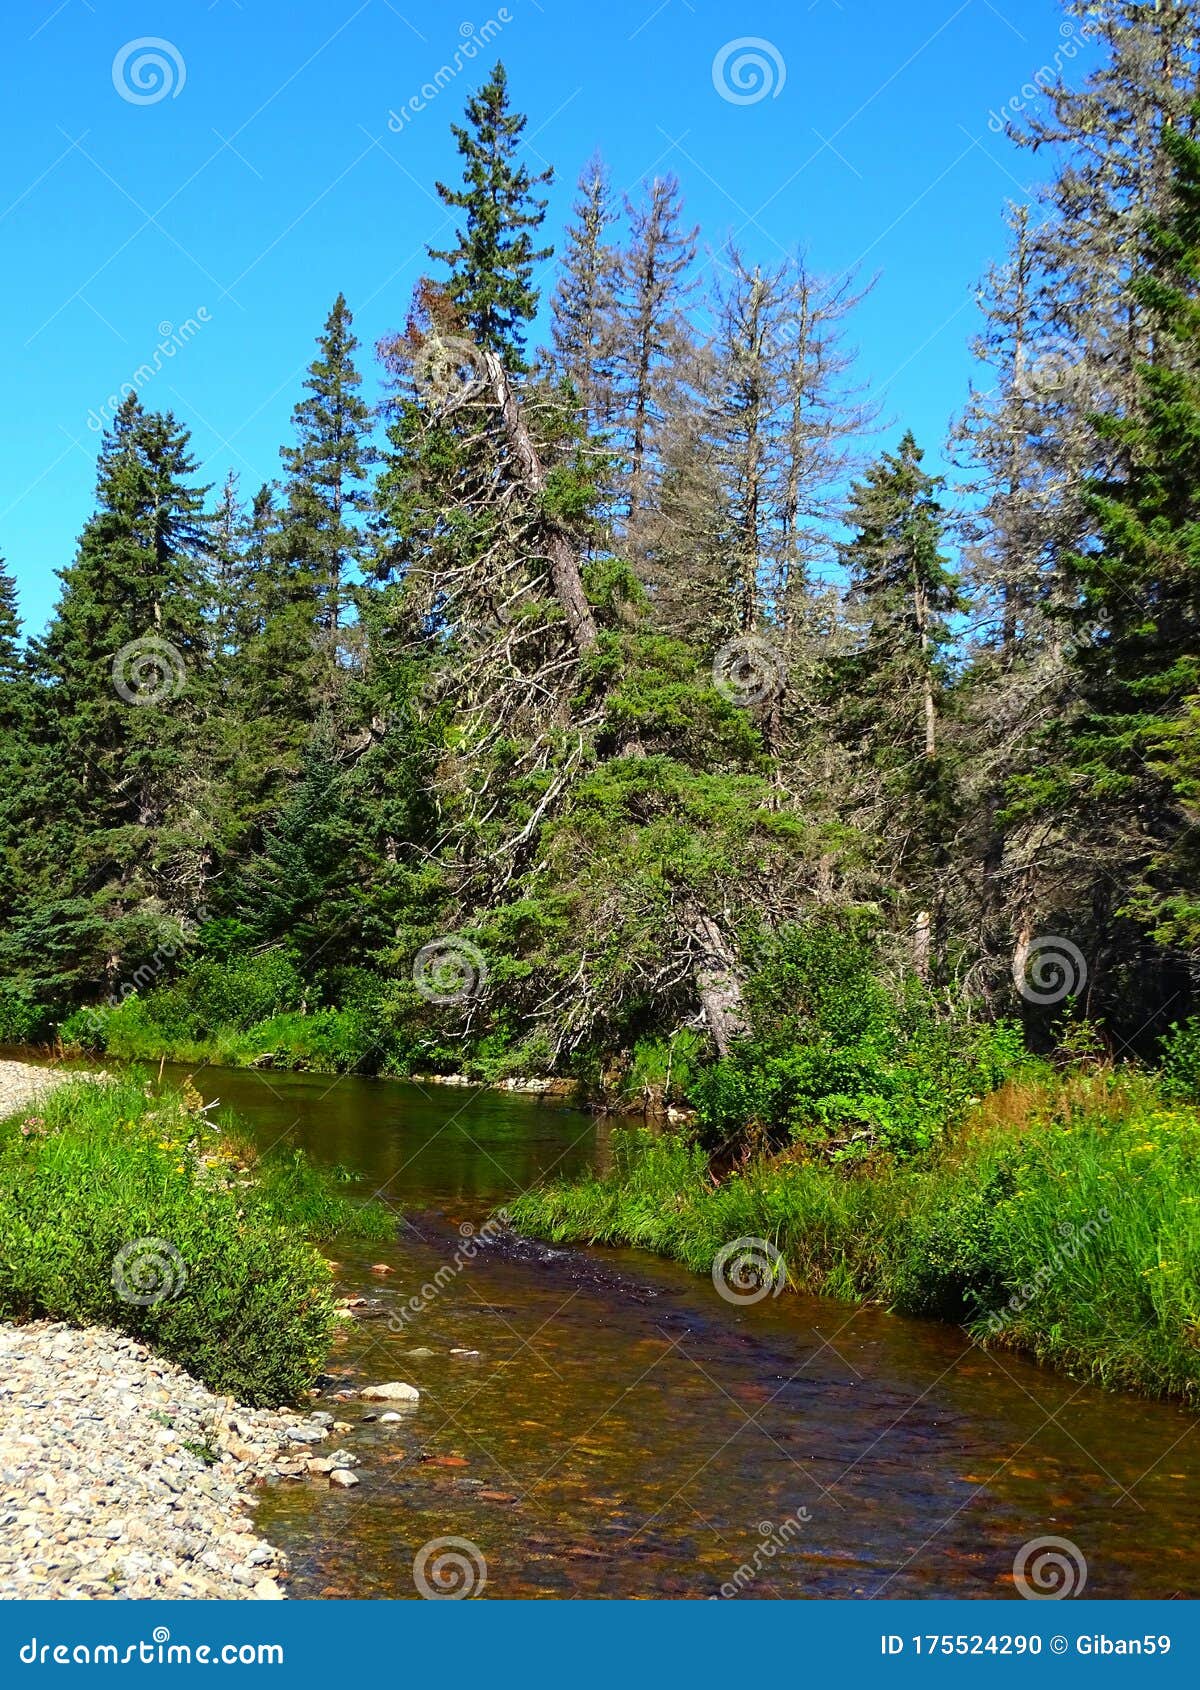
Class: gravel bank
0,1322,340,1600
0,1059,101,1120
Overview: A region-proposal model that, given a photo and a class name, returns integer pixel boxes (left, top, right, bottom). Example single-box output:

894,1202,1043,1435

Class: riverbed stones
360,1381,420,1402
0,1321,335,1600
329,1470,359,1489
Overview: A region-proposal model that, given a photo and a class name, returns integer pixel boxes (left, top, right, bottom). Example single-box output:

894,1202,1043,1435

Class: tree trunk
683,904,748,1057
484,350,599,657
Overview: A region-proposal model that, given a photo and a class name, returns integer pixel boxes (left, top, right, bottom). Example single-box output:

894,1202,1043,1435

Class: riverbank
509,1067,1200,1407
0,1058,102,1118
0,1321,344,1598
0,1065,392,1404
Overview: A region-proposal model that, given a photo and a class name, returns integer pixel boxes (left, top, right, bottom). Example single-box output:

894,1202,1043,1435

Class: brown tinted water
72,1063,1200,1597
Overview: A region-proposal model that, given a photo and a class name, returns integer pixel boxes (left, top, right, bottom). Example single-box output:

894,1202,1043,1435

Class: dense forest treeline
5,1,1200,1144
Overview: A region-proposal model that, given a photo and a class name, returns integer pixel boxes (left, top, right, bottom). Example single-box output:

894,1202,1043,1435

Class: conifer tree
277,293,374,641
552,153,621,434
1037,115,1200,962
429,61,553,368
837,434,963,971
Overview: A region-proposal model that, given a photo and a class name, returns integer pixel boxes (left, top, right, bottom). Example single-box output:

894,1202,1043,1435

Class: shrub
0,1076,390,1405
686,917,1025,1160
0,988,42,1045
1160,1017,1200,1100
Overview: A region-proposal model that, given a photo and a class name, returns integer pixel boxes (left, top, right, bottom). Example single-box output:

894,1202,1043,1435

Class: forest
3,1,1200,1159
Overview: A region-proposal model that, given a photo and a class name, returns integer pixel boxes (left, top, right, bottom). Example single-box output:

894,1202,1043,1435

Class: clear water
69,1062,1200,1598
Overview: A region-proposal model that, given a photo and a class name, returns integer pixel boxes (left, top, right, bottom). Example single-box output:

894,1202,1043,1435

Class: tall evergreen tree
1030,116,1200,969
429,61,553,367
277,293,374,642
551,153,621,435
837,434,963,971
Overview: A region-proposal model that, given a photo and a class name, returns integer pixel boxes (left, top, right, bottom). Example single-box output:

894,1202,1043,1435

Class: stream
115,1067,1200,1596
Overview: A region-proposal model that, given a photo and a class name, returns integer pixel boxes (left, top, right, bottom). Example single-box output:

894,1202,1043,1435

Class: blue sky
1,0,1094,631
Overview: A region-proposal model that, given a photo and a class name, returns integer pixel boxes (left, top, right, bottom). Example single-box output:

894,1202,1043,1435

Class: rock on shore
0,1322,332,1600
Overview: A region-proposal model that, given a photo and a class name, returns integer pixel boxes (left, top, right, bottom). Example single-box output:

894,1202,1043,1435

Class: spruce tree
552,153,621,433
429,61,553,367
1044,116,1200,957
837,434,963,972
277,293,374,640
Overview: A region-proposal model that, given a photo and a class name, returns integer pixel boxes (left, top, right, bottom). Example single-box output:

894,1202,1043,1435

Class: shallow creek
105,1065,1200,1597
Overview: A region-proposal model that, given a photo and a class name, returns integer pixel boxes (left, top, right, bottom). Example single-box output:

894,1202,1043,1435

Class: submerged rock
360,1382,420,1403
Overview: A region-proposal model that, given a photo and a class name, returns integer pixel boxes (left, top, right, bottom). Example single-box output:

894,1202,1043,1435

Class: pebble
0,1321,335,1600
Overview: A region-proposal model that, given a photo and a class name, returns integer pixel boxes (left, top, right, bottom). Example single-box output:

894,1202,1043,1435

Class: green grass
507,1069,1200,1405
0,1074,393,1405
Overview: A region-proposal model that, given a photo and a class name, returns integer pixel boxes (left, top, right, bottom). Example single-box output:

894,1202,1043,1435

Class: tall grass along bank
508,1069,1200,1406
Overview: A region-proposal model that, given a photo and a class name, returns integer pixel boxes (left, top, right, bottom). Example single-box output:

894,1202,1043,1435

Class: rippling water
130,1065,1200,1598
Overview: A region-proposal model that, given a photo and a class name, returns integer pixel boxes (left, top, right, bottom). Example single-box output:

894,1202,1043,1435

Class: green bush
0,987,41,1045
0,1075,391,1405
1160,1017,1200,1100
687,918,1025,1159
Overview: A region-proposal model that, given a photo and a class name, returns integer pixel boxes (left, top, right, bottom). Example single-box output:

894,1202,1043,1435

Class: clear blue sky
1,0,1093,631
